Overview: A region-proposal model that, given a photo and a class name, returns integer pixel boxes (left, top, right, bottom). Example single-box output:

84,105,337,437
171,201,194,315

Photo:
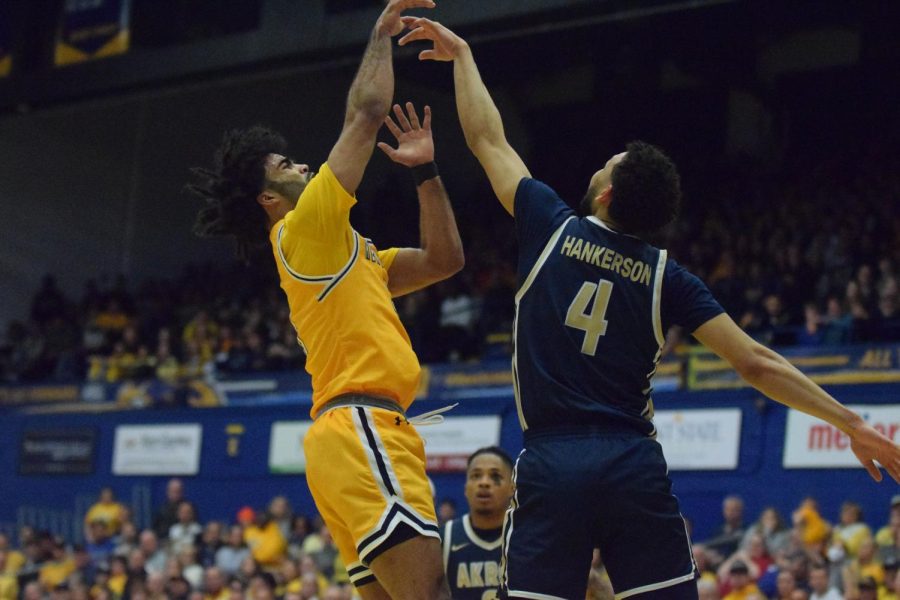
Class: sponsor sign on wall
19,428,97,475
268,421,313,474
784,404,900,468
419,415,502,472
112,424,202,475
267,415,501,474
654,408,742,470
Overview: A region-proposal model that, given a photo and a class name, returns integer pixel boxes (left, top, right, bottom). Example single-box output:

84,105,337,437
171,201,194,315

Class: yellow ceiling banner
55,0,131,67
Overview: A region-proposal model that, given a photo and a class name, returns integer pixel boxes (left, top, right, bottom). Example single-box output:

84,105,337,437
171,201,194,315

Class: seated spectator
742,507,792,558
38,539,75,591
793,498,831,552
705,496,747,558
831,502,873,560
775,571,798,600
698,579,720,600
153,478,188,541
858,575,879,600
247,572,276,600
107,555,129,598
0,533,25,575
243,512,287,569
178,547,204,591
137,530,168,575
796,303,825,346
876,496,900,549
202,566,229,600
85,520,116,567
197,522,223,568
215,526,249,577
723,560,761,600
808,565,841,600
114,521,139,558
168,502,202,555
881,556,899,600
267,497,293,540
84,488,127,540
0,551,17,600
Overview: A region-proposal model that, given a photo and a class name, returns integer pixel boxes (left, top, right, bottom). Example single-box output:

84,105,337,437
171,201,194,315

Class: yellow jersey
270,163,420,418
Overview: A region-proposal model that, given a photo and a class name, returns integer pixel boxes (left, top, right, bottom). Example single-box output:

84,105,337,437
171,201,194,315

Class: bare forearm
347,27,394,121
743,347,862,433
417,176,464,274
453,45,506,152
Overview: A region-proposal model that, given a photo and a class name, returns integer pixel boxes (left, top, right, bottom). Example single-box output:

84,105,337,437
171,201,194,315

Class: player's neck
469,512,504,531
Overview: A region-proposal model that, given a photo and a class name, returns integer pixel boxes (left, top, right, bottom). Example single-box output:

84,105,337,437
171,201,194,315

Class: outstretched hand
377,0,436,37
849,421,900,483
398,17,467,61
378,102,434,167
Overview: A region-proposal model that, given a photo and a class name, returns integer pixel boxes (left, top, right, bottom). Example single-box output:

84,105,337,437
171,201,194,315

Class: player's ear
257,191,278,207
597,185,613,207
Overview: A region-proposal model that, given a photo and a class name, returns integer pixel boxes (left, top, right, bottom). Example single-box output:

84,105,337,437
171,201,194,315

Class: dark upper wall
2,0,896,329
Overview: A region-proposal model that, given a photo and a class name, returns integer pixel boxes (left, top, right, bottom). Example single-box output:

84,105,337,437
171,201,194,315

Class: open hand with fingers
398,16,468,60
378,102,434,167
377,0,436,37
850,420,900,483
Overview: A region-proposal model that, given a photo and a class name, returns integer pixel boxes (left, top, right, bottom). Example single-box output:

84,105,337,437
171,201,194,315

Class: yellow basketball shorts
304,405,439,587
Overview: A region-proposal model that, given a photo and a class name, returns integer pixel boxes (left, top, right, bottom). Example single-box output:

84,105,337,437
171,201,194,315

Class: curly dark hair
608,140,681,237
187,126,287,261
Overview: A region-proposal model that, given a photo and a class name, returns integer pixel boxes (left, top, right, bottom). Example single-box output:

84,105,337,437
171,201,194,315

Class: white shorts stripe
361,407,404,500
615,570,696,599
351,408,391,500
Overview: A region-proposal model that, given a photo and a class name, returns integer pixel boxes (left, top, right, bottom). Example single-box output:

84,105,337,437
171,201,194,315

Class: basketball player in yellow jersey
189,2,462,598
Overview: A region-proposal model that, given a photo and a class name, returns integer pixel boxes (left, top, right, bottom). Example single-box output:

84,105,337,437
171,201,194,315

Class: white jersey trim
651,249,668,348
512,217,574,431
462,514,503,551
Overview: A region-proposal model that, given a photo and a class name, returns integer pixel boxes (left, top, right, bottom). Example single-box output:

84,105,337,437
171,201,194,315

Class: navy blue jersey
441,515,502,600
513,178,724,436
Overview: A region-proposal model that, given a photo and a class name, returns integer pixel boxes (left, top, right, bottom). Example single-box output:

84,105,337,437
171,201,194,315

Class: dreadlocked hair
187,126,288,262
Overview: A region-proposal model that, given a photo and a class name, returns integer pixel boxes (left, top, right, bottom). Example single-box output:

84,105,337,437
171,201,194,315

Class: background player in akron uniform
442,447,515,600
399,17,900,600
189,2,464,599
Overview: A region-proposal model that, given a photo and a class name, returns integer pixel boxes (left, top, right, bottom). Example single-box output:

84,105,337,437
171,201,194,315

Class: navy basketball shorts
499,429,697,599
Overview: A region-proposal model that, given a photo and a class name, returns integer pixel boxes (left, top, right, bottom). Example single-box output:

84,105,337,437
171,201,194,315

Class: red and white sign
654,408,742,470
783,404,900,468
419,415,502,473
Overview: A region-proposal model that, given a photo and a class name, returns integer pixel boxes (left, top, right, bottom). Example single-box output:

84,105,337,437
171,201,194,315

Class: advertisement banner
112,424,202,475
419,415,502,472
654,408,742,470
688,344,900,391
268,421,313,474
0,3,11,78
783,404,900,468
267,415,501,474
55,0,131,67
19,428,97,475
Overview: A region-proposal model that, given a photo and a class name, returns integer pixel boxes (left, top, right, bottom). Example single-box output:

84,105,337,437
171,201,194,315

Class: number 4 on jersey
564,279,614,356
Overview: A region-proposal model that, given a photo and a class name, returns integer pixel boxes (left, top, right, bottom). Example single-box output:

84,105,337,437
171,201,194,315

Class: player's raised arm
399,18,530,216
327,0,436,195
693,313,900,483
377,102,464,296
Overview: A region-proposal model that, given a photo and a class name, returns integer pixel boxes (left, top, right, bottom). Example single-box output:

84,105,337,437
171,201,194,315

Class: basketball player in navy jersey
400,18,900,600
442,447,515,600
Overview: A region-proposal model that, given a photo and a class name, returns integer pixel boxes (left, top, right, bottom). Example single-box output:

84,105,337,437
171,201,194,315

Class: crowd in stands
1,149,898,386
677,493,900,600
1,479,898,600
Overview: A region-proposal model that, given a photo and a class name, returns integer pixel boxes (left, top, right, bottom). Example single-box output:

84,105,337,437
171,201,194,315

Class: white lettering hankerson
560,235,652,286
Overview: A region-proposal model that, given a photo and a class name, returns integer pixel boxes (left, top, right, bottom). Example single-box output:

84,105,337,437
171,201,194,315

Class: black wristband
411,161,439,186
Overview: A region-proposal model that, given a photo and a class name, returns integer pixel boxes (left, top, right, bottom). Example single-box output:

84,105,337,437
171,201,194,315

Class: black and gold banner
55,0,131,67
0,3,12,78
